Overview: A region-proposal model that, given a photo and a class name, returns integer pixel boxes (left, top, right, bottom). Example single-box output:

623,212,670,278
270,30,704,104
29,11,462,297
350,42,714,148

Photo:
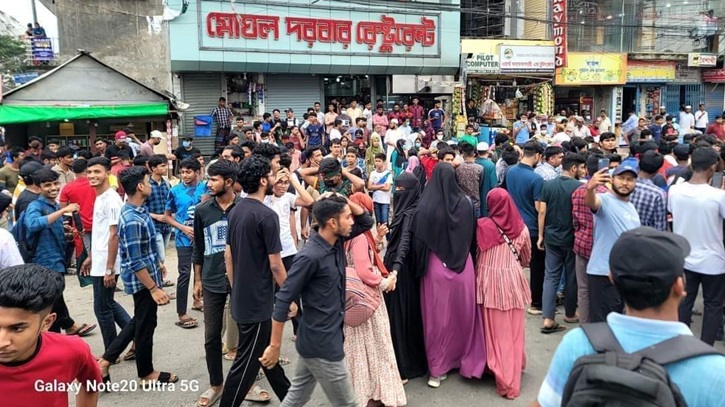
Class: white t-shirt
385,128,402,166
694,110,709,128
264,192,298,258
329,128,342,141
369,169,392,204
679,112,695,131
552,132,571,144
0,228,23,269
668,182,725,275
91,188,123,277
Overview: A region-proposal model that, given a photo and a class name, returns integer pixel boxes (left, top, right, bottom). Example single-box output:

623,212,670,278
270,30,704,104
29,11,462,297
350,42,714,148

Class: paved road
65,246,720,407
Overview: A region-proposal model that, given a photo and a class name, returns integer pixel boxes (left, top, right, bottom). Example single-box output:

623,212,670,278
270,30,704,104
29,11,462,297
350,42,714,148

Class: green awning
0,103,169,124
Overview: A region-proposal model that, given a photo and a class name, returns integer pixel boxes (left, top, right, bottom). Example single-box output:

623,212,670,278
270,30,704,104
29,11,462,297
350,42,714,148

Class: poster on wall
555,53,627,85
552,0,567,68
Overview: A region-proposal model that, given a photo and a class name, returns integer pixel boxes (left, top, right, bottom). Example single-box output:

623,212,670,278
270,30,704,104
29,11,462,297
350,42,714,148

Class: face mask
415,142,422,148
323,179,338,188
436,135,444,141
182,141,191,148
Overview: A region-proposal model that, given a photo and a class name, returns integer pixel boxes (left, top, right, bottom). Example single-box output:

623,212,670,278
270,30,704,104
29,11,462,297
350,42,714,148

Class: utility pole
30,0,38,23
510,0,519,38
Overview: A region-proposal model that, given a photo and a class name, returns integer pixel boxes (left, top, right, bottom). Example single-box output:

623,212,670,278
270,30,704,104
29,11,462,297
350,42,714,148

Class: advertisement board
498,45,555,73
555,53,627,85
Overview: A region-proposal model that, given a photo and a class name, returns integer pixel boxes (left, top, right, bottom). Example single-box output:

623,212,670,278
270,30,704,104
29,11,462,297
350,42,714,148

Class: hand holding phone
597,158,610,171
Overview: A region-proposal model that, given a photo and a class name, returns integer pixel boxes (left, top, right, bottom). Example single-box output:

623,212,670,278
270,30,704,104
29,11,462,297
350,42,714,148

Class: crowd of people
0,96,724,407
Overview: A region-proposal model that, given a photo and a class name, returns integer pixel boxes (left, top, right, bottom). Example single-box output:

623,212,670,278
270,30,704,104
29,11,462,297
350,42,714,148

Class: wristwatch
105,268,114,276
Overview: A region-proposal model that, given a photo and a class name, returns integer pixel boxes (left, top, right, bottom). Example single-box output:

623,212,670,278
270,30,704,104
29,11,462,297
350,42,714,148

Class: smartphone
597,158,610,171
711,172,724,188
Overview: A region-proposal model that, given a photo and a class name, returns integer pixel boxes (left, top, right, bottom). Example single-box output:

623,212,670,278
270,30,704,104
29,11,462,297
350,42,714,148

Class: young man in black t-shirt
221,156,293,407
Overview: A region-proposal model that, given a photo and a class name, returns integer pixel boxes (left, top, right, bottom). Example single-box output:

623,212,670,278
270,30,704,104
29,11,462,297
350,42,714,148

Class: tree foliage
0,35,27,78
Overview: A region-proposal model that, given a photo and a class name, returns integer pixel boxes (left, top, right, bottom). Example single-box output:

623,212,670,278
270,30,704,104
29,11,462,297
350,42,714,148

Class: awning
0,103,169,124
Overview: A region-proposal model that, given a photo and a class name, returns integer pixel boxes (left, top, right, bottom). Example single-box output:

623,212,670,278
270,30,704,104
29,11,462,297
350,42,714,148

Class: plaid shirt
572,184,609,258
629,178,668,231
534,162,561,181
145,177,171,235
119,203,162,295
211,106,233,129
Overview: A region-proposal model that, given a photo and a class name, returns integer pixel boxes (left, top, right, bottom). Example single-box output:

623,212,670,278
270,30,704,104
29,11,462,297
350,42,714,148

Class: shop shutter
663,85,681,116
703,85,724,122
264,75,323,116
181,73,223,155
683,84,704,109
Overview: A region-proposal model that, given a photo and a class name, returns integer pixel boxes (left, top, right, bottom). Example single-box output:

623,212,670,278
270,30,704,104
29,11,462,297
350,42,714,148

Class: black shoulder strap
635,335,723,365
581,323,625,353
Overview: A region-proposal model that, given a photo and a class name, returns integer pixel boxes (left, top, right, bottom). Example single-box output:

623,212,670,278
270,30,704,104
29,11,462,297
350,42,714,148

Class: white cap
446,140,456,145
476,141,489,151
390,118,399,124
150,130,163,139
685,105,692,109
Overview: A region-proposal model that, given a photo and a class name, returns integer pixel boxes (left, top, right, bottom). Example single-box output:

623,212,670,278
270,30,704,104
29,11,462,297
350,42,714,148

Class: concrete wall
40,0,171,92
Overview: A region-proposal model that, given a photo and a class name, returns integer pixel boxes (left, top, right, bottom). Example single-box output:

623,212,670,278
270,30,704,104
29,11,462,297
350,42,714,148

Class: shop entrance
623,87,637,115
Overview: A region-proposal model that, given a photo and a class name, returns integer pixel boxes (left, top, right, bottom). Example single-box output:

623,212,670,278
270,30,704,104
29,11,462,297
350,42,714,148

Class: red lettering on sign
206,12,280,40
552,0,567,68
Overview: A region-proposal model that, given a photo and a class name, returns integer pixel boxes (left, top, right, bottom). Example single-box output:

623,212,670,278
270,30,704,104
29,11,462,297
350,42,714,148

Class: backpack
343,266,380,328
562,323,723,407
12,209,39,263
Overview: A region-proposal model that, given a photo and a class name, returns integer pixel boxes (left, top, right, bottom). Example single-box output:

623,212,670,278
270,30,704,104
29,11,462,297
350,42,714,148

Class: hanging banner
555,53,627,85
627,60,675,83
31,38,54,61
703,68,725,83
498,45,555,73
552,0,567,68
687,53,717,67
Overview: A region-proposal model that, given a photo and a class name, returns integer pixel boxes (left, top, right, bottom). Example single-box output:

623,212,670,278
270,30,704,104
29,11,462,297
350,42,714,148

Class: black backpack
562,322,722,407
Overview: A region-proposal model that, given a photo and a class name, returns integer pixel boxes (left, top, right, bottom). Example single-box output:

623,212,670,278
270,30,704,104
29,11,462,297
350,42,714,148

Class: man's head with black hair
0,264,65,363
312,194,353,237
568,137,588,153
562,152,587,179
305,145,324,167
639,150,664,175
32,168,60,200
544,145,565,167
222,145,244,162
238,155,273,196
115,149,131,162
87,157,112,190
179,157,201,185
147,154,167,176
585,153,605,177
253,142,281,172
71,159,88,174
437,147,456,163
279,152,292,170
119,166,150,198
690,147,720,173
459,142,476,158
133,155,149,168
75,150,92,160
240,140,256,159
207,159,237,197
19,160,44,185
40,150,56,165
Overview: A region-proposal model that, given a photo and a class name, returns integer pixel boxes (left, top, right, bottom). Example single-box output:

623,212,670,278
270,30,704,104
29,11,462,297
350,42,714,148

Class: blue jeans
92,276,132,351
155,229,171,264
373,202,390,225
542,245,578,320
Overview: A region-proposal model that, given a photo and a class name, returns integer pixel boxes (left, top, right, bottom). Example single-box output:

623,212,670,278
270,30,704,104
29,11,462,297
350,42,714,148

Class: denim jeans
155,230,171,264
92,276,132,351
373,202,390,224
542,245,577,319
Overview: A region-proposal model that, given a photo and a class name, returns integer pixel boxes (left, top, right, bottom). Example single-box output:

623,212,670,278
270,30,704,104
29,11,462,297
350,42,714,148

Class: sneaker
528,307,543,315
427,374,448,388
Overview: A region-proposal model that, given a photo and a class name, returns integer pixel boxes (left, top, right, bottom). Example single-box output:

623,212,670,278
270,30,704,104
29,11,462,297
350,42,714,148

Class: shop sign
552,0,567,67
555,53,627,85
626,60,675,83
687,53,717,67
204,8,437,56
498,46,555,73
465,53,499,74
702,68,725,83
675,64,701,83
31,38,54,62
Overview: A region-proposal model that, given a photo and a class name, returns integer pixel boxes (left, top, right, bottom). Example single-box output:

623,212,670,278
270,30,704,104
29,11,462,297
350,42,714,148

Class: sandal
191,304,204,312
224,352,237,361
141,371,179,390
564,316,580,324
278,356,291,366
255,370,265,381
541,322,566,334
163,279,175,287
123,349,136,361
197,387,222,407
168,292,177,300
244,385,271,402
67,323,97,337
175,319,198,329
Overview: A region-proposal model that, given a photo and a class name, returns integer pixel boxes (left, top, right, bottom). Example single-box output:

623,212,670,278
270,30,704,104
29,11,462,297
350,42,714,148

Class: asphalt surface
64,245,721,407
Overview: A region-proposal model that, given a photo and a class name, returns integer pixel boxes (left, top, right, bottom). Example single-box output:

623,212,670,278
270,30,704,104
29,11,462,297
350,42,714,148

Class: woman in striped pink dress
475,188,532,399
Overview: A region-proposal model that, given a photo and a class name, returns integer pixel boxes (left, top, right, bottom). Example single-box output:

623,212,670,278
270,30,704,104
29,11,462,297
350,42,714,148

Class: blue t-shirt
505,163,543,234
306,124,325,147
514,121,531,144
261,121,272,133
649,124,663,142
538,313,725,407
428,109,444,130
165,182,207,247
587,192,641,276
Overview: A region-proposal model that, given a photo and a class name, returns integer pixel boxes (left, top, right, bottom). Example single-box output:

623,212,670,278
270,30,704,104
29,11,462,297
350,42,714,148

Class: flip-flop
68,323,97,337
564,316,580,324
168,292,177,300
197,387,222,407
123,349,136,361
175,319,198,329
278,356,291,366
163,279,175,287
244,385,271,402
141,372,179,390
224,352,237,361
191,305,204,312
541,323,566,334
255,370,265,381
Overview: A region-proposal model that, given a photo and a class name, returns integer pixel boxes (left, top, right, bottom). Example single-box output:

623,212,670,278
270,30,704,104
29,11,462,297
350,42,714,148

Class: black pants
220,319,290,407
49,292,74,332
176,247,193,315
103,289,158,378
203,288,229,387
678,270,725,346
588,274,623,323
282,255,300,335
529,233,546,309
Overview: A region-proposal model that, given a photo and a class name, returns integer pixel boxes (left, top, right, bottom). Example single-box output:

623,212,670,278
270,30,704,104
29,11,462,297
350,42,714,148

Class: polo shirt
505,162,544,235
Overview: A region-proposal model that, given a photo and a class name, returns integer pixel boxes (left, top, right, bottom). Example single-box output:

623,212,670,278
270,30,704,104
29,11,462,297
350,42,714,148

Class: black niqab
412,163,475,274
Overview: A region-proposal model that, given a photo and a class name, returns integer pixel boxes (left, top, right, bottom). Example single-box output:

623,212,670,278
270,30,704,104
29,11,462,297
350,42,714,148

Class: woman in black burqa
383,171,427,380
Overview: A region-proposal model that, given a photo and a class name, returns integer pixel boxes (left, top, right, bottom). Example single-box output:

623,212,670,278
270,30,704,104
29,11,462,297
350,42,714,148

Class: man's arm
163,209,193,240
269,252,287,288
585,169,609,212
106,225,119,270
192,210,206,298
342,167,365,192
225,245,234,286
123,221,168,304
26,202,78,233
537,201,547,251
287,170,314,207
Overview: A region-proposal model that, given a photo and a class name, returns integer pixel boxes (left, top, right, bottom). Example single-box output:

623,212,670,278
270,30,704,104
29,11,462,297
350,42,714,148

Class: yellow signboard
555,53,627,85
627,61,676,83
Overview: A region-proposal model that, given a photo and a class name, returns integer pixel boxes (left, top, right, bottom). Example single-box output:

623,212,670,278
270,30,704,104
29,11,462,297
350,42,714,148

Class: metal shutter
180,73,223,155
683,84,704,108
703,85,724,121
662,85,681,116
264,75,322,116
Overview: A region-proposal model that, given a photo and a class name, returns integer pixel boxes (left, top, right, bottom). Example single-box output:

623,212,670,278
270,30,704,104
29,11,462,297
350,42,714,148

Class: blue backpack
11,208,41,263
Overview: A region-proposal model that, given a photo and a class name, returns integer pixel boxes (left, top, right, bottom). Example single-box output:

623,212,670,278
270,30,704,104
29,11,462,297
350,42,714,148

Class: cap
612,163,638,177
446,140,457,146
0,193,11,214
150,130,163,139
610,227,690,293
476,142,489,151
685,105,692,109
390,119,399,124
19,160,44,177
285,108,294,113
115,131,127,141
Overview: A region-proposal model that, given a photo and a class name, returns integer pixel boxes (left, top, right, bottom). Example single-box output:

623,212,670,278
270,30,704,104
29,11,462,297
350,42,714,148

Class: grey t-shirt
587,192,641,276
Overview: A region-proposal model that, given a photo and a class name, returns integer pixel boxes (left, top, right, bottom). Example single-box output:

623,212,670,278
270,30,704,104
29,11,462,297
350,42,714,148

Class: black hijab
412,163,475,274
384,172,421,267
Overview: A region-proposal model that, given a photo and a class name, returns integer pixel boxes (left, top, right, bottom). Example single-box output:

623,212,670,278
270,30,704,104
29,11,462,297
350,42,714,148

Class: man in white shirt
668,147,725,346
679,105,696,134
598,110,612,134
81,156,133,354
694,104,709,133
572,117,592,139
385,119,402,170
0,193,23,268
329,119,343,142
362,101,373,131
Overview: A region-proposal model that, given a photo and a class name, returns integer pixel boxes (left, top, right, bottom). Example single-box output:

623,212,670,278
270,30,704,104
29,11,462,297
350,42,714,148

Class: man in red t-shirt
706,115,725,141
0,264,102,407
60,160,97,236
